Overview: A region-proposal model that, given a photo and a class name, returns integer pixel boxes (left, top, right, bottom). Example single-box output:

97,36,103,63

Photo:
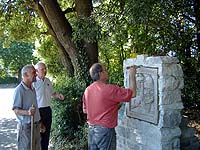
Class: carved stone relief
127,67,159,124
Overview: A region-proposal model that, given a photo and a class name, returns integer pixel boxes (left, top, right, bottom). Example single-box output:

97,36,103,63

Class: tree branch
31,1,56,37
63,7,76,14
30,1,74,75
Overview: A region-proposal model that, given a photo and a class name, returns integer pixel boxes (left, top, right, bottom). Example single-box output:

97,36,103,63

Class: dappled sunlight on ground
0,87,17,150
0,118,17,150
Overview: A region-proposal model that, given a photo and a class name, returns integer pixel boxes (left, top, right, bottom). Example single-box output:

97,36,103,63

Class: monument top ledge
124,54,179,68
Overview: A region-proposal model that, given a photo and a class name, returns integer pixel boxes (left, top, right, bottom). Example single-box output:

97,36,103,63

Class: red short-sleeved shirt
82,81,132,128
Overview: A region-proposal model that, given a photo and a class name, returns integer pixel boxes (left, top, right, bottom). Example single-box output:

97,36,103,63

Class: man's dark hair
89,63,103,81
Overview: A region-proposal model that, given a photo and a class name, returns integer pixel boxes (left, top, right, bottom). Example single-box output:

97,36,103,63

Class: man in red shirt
82,63,137,150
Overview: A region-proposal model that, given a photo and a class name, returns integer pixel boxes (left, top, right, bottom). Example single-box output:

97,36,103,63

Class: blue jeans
88,125,116,150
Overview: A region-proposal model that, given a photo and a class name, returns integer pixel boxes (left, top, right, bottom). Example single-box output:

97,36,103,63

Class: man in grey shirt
12,64,41,150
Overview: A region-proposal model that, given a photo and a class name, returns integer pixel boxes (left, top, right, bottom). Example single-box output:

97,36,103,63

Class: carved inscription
127,67,158,124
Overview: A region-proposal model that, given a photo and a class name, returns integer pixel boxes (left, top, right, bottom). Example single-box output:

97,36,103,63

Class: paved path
0,87,17,150
0,85,55,150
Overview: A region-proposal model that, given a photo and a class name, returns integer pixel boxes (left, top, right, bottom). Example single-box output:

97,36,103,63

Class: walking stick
31,105,35,150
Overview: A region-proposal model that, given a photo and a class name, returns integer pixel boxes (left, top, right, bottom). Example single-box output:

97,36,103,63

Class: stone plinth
116,55,184,150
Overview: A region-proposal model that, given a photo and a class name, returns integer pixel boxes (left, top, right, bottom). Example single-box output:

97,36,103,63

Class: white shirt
32,76,54,108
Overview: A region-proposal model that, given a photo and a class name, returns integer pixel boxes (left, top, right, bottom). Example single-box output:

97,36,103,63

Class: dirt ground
183,108,200,141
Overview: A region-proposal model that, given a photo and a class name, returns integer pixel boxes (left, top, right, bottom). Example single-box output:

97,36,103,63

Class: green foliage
0,37,38,77
75,45,91,85
107,63,124,85
0,68,6,78
51,75,87,149
181,57,200,108
71,16,101,84
72,17,101,43
34,36,64,77
71,123,88,150
0,0,42,43
51,124,88,150
0,76,18,84
95,0,200,109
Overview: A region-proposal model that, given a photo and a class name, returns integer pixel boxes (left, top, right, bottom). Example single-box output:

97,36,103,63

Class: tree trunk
75,0,98,68
41,0,79,72
32,1,74,76
34,0,98,78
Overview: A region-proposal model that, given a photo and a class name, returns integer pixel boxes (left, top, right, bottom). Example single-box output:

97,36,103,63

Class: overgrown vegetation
50,76,88,149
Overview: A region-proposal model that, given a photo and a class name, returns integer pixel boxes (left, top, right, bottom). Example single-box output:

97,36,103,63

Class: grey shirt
12,81,40,124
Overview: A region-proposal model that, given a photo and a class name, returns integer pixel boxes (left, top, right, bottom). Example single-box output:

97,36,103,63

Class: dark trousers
39,106,52,150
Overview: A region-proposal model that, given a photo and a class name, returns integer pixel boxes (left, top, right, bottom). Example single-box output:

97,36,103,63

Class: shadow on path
0,118,17,150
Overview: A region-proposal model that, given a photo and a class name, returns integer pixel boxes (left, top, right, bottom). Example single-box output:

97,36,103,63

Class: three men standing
13,62,135,150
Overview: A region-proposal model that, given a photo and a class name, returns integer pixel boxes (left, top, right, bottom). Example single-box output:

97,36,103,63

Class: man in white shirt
33,62,64,150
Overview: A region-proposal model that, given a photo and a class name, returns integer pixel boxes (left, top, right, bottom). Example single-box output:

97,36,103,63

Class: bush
51,76,88,149
181,60,200,109
0,76,18,84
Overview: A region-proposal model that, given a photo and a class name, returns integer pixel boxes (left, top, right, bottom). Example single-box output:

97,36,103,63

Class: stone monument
116,55,184,150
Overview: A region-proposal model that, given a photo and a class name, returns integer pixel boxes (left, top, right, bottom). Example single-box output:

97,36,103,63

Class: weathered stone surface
159,110,182,127
116,55,199,150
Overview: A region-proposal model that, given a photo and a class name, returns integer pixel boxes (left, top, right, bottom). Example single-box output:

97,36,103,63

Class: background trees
0,0,99,82
0,38,37,82
96,0,200,107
